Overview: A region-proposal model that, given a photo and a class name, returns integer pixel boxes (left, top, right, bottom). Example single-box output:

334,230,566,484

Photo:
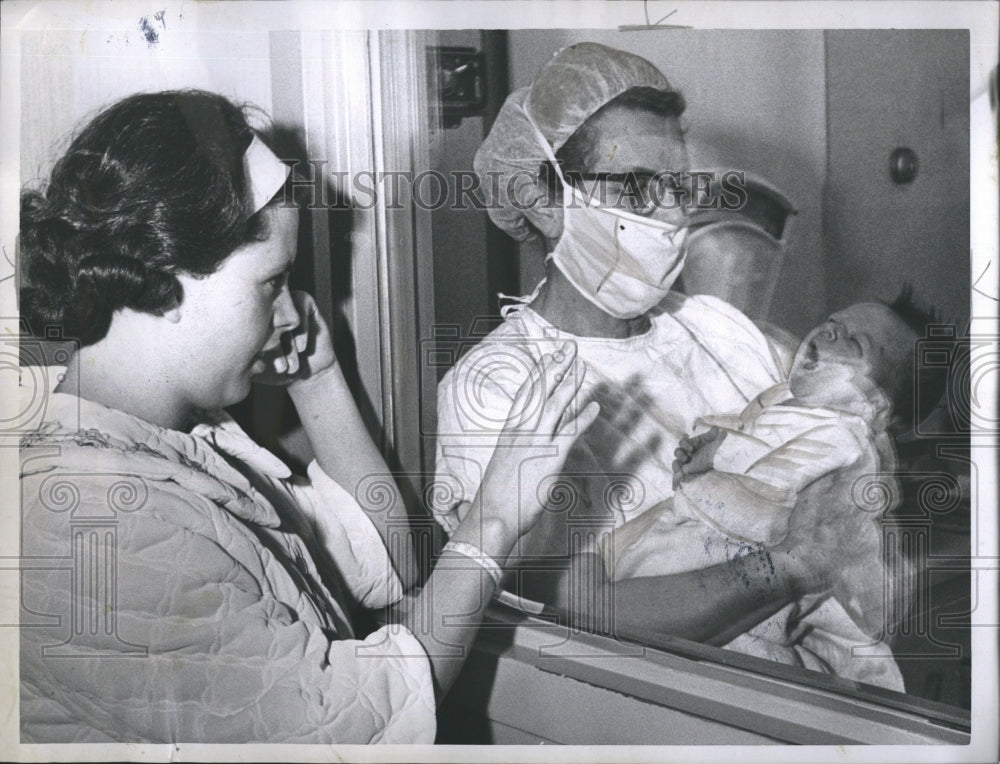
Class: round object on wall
889,147,919,184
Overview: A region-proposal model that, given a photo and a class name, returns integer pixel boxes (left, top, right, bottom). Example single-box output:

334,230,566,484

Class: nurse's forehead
585,108,684,157
588,138,686,177
594,134,679,160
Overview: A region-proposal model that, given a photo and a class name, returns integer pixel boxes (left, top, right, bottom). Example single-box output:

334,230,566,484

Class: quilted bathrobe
19,392,435,743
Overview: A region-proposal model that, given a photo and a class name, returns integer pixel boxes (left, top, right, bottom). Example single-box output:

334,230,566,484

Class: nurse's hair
20,89,275,346
555,86,687,177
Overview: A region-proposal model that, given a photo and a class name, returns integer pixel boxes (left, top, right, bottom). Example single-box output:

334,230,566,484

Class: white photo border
1,1,996,762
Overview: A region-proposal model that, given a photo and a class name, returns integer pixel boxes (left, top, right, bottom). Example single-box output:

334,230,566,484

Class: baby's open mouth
801,341,819,370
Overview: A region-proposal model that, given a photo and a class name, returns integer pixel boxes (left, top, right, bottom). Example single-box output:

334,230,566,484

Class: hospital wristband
440,541,503,587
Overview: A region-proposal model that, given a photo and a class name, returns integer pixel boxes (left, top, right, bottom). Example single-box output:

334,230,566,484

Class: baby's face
789,303,916,402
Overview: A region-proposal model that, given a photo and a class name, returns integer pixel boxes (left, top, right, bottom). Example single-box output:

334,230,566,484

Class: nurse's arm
566,473,840,645
569,548,814,646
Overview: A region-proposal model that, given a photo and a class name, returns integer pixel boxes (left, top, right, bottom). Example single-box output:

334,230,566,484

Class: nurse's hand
772,471,844,598
253,290,338,387
473,342,600,541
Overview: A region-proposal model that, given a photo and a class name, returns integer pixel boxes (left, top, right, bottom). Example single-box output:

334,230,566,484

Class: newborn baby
600,302,925,691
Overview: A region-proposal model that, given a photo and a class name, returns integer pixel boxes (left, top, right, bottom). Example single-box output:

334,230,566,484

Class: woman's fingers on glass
550,361,590,435
536,341,575,389
505,341,575,427
499,341,593,442
538,343,587,434
557,399,600,440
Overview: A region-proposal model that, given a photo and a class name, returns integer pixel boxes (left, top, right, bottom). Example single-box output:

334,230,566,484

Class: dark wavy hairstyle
20,89,275,346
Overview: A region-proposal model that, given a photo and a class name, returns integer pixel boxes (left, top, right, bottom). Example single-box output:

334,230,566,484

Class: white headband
243,135,291,213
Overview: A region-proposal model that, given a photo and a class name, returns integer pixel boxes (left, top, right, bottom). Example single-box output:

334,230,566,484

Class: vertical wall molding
369,30,437,493
269,30,436,500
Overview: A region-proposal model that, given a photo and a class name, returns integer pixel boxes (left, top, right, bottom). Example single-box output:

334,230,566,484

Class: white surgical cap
474,42,674,242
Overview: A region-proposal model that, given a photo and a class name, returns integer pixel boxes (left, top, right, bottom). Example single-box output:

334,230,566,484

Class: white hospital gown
432,292,787,563
607,382,905,691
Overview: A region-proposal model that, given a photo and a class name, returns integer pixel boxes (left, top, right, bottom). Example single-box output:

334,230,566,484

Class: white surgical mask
529,115,688,320
550,181,687,319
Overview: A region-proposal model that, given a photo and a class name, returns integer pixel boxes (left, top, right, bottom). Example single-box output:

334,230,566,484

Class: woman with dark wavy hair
18,89,598,743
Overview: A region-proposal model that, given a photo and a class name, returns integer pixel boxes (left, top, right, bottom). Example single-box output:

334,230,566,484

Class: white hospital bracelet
441,541,503,587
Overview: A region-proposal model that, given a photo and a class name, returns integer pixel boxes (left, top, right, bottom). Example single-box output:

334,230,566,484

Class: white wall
508,29,827,336
20,26,275,186
824,30,969,326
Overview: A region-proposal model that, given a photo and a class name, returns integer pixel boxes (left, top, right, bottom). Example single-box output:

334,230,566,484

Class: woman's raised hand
474,342,600,542
253,290,338,386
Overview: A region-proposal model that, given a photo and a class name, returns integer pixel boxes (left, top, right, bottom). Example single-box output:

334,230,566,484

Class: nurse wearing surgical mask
432,43,832,636
537,101,690,325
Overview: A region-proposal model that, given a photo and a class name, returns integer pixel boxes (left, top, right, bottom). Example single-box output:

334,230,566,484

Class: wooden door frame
269,29,436,505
